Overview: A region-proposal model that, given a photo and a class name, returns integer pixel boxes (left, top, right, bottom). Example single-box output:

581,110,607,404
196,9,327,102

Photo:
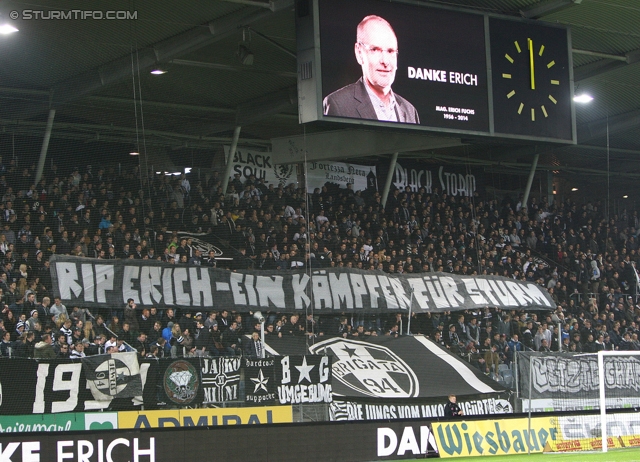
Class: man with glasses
323,15,419,124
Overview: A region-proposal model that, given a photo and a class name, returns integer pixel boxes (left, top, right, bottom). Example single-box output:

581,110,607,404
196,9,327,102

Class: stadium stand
0,162,638,375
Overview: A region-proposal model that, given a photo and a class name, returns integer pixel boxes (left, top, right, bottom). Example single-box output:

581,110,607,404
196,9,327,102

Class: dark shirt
444,400,463,418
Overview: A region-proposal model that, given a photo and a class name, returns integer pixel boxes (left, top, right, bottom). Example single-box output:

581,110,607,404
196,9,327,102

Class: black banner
164,230,235,261
159,358,204,406
330,395,513,421
243,355,333,406
0,358,155,415
0,420,439,460
377,160,485,197
244,357,278,405
276,355,332,405
50,255,555,312
0,359,40,415
267,335,506,400
200,357,241,404
0,354,327,415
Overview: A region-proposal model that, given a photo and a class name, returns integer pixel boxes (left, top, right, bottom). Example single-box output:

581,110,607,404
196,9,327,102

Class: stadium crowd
0,161,639,370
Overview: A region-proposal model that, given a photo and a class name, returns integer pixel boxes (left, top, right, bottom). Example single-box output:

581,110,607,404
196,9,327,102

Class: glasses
358,42,398,58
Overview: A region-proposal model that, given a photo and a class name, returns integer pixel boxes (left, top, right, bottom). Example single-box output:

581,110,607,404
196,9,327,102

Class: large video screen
318,0,490,133
297,0,575,144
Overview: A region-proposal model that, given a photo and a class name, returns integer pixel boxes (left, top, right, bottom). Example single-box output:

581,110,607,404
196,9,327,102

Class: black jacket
444,401,463,418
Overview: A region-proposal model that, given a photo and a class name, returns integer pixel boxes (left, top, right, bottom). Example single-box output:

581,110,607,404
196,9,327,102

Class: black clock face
490,18,573,141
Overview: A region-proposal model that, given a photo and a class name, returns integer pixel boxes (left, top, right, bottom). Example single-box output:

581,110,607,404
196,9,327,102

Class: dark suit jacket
323,78,419,124
244,339,263,357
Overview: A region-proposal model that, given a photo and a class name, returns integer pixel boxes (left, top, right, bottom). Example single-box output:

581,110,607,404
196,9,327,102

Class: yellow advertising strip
548,436,626,452
547,414,640,452
433,417,557,458
118,406,293,429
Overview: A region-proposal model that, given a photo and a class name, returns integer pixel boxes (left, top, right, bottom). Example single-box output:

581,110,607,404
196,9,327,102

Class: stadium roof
0,0,639,194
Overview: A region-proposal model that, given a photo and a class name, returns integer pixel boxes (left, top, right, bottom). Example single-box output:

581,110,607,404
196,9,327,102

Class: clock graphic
490,18,574,141
502,37,560,122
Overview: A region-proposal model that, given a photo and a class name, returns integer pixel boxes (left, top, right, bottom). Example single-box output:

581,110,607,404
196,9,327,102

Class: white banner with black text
306,161,377,193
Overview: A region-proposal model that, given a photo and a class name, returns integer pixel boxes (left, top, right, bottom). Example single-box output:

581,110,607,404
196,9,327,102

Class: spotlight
623,195,629,199
571,187,578,191
253,311,265,323
150,68,167,75
129,152,139,156
237,44,254,66
573,94,593,103
0,24,18,35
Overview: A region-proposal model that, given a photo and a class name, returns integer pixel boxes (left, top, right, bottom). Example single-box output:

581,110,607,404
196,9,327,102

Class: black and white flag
267,335,506,399
200,357,241,404
276,355,332,404
244,357,278,405
82,352,143,400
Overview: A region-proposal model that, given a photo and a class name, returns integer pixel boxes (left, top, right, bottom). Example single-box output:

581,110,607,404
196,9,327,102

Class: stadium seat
500,370,514,389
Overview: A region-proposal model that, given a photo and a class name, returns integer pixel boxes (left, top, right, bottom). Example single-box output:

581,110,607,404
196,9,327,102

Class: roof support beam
35,109,56,185
572,49,627,62
204,86,297,136
217,0,287,11
402,153,640,179
170,59,296,78
522,153,540,209
520,0,581,19
236,86,297,125
0,118,269,147
217,0,272,8
574,48,640,82
0,85,299,119
221,126,242,194
246,26,297,58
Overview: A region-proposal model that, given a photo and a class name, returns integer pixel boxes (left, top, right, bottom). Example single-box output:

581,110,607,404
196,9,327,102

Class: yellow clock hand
528,38,535,90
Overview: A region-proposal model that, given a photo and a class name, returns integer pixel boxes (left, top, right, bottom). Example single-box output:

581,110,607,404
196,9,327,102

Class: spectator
444,394,464,418
194,319,212,357
244,331,264,358
507,334,523,362
50,297,68,322
123,299,139,333
466,317,480,346
619,331,637,350
538,338,551,352
445,324,463,353
57,342,71,358
14,331,35,358
69,341,86,358
484,343,502,375
0,330,12,356
133,331,149,356
221,320,241,355
119,322,134,345
34,333,56,359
